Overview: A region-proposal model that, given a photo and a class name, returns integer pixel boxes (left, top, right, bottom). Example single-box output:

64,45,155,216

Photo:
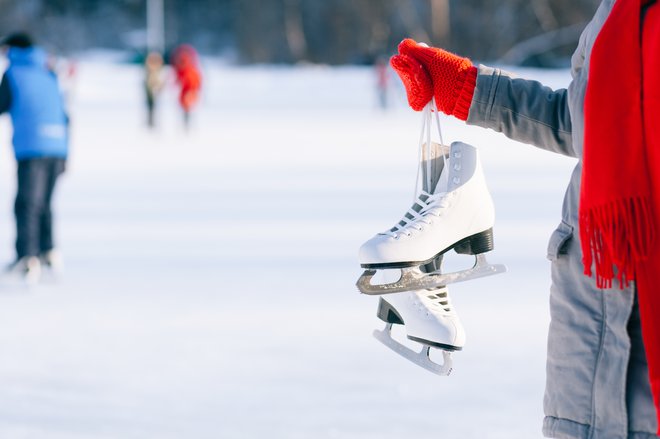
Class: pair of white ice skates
357,102,505,375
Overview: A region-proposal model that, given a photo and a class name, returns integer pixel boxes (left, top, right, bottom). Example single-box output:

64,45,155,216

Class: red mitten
390,53,433,111
398,38,477,121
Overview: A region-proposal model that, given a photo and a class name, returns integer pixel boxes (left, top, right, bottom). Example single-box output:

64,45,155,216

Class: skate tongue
388,142,449,233
389,140,485,236
421,142,449,195
432,166,449,196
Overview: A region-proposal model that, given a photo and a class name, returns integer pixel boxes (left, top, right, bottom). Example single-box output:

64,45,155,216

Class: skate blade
373,323,453,376
358,253,506,295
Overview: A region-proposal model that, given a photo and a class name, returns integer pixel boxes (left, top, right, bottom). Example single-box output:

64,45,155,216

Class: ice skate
373,276,464,375
39,249,63,282
357,104,506,295
5,255,41,286
40,249,63,272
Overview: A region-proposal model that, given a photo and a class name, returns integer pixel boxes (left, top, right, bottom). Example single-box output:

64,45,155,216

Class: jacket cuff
453,65,477,121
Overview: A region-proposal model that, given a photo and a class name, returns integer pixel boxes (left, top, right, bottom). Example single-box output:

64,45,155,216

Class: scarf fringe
580,196,654,289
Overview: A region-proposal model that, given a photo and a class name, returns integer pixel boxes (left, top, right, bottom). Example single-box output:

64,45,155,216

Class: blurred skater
49,55,78,110
374,56,389,110
0,32,69,283
170,44,202,130
144,51,164,129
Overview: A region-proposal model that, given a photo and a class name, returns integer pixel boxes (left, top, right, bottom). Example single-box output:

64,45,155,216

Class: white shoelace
385,190,453,238
386,99,450,239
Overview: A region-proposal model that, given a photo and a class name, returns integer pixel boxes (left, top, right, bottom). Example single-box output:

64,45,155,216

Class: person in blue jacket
0,32,68,282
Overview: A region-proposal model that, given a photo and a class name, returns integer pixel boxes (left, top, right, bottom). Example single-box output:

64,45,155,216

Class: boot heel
455,228,494,255
376,298,404,324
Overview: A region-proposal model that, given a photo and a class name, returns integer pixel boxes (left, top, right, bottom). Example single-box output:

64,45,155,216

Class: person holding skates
389,0,660,437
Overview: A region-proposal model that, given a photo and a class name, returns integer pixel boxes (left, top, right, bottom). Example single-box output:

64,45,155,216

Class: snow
0,59,577,438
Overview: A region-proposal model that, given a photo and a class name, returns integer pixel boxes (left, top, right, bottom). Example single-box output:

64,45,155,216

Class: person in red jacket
170,44,202,130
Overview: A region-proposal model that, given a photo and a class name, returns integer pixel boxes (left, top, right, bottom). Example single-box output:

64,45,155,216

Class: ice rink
0,58,577,438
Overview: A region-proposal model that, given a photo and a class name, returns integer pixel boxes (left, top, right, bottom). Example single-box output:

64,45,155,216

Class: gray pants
14,157,66,259
542,222,658,439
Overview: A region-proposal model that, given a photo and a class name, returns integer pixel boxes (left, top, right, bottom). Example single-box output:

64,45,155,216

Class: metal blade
373,323,453,376
357,254,507,295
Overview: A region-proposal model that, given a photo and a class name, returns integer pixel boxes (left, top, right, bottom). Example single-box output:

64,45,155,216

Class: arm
467,65,575,158
0,73,11,115
392,39,575,158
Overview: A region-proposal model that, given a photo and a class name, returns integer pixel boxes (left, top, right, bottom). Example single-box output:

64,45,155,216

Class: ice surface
0,59,576,438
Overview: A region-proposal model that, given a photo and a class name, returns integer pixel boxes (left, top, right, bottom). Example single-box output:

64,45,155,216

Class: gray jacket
466,0,658,437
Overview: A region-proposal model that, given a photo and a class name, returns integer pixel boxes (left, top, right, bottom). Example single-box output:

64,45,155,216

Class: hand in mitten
390,52,433,111
397,38,477,120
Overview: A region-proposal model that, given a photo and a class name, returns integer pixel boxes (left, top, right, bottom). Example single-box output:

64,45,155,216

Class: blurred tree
431,0,451,46
284,0,307,61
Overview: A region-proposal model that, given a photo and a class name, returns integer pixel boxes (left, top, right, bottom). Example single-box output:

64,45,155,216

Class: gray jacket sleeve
466,65,575,158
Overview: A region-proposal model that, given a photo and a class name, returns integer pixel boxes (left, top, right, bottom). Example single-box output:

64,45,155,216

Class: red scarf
580,0,660,430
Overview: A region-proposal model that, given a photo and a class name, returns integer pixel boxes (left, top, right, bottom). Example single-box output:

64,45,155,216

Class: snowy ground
0,58,577,438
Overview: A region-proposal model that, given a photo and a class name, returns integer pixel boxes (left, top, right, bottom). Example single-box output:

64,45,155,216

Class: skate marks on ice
357,252,507,295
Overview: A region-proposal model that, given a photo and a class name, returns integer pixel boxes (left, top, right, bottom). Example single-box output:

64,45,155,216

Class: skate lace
385,190,452,238
418,288,454,315
408,288,454,317
386,99,451,239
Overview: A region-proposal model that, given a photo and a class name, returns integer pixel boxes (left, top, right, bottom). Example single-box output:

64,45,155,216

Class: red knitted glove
398,38,477,121
390,53,433,111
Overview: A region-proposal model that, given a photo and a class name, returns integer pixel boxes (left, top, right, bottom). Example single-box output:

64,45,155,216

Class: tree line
0,0,601,66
